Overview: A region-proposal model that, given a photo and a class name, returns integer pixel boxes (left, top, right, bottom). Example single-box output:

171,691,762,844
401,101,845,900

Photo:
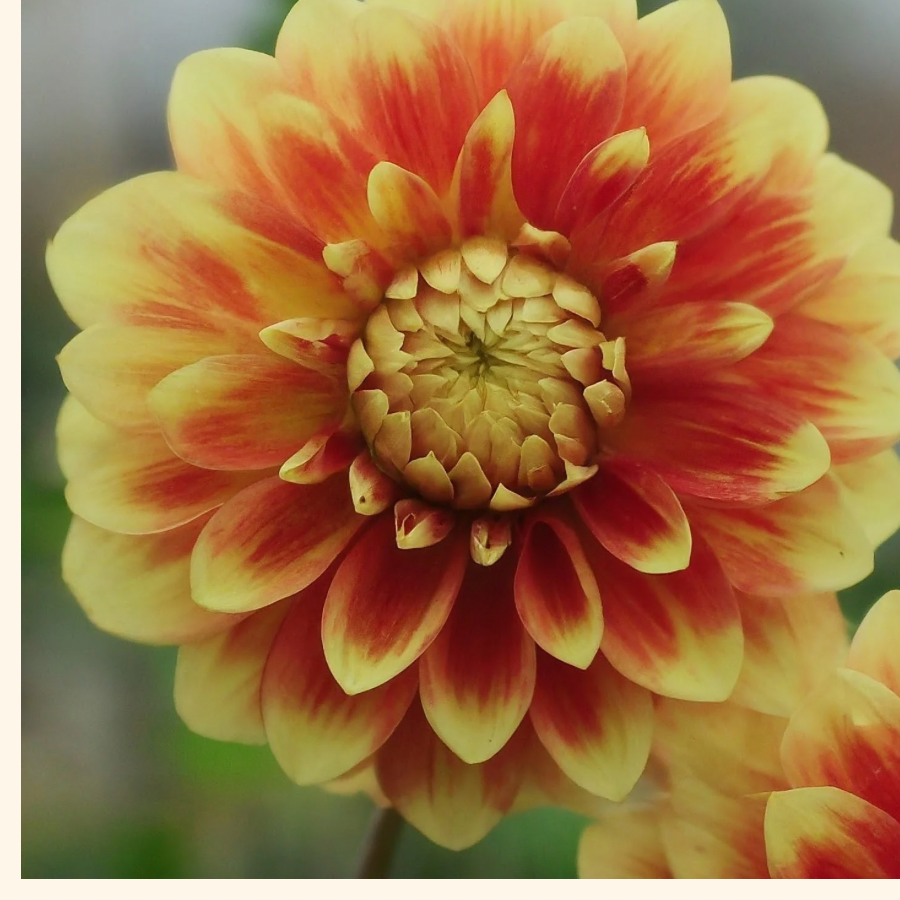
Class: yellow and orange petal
51,0,900,850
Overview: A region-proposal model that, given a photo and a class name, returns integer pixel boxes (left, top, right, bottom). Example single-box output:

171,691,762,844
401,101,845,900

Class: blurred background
21,0,900,878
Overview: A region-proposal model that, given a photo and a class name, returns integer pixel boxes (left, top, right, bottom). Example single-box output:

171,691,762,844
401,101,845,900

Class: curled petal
514,512,604,668
322,516,468,694
261,583,417,785
529,650,652,800
420,553,536,763
574,460,692,575
191,476,364,613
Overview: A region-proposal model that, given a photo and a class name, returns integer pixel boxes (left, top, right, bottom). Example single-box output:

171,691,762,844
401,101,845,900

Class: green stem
356,806,404,878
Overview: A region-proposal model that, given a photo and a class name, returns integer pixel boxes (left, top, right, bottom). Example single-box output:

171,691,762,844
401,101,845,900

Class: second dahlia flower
578,590,900,879
51,0,900,848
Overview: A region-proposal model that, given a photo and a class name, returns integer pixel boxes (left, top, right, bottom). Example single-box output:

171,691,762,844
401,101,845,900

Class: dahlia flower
51,0,900,849
578,590,900,879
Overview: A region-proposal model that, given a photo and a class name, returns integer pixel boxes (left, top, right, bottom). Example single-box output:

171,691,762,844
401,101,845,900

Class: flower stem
356,806,404,878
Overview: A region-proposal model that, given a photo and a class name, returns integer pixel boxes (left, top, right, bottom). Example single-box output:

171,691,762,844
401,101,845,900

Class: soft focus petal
846,590,900,697
730,592,848,718
765,786,900,879
587,535,743,701
421,553,536,763
514,512,603,668
150,354,344,470
835,451,900,548
692,475,874,596
530,650,652,800
261,583,417,785
56,396,121,481
375,700,526,851
62,515,238,645
578,809,670,879
174,602,289,744
574,459,691,575
191,476,363,613
507,17,626,229
780,667,900,823
323,516,468,694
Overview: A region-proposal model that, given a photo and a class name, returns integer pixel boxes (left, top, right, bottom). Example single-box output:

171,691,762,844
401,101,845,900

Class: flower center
348,239,630,511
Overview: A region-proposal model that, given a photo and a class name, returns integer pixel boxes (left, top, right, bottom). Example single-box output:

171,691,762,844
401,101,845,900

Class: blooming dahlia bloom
51,0,900,849
579,590,900,879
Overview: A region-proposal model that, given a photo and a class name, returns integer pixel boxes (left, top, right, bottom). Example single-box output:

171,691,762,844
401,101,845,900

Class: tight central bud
348,238,630,513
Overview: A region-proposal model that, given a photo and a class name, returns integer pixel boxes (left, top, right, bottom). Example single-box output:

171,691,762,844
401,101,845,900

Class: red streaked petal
56,324,250,434
420,553,536,764
692,474,874,597
606,381,831,504
733,314,900,464
765,786,900,878
780,667,900,823
618,0,731,146
554,128,649,237
46,172,360,333
507,17,626,229
65,431,257,535
322,516,468,694
730,592,849,718
451,89,523,241
529,650,652,800
612,302,774,381
578,809,670,879
261,581,417,785
574,460,691,575
586,534,743,702
351,7,479,192
62,515,238,645
191,476,364,614
847,590,900,697
375,699,527,850
514,512,603,669
367,162,453,259
150,354,344,471
174,602,289,744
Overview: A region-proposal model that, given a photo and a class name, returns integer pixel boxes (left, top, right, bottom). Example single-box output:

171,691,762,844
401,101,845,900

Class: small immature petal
191,476,364,613
375,700,527,851
420,553,536,764
574,460,692,575
515,514,604,669
323,516,468,694
348,451,400,515
261,584,417,785
393,498,455,549
530,650,653,800
279,426,362,485
174,602,289,744
765,786,900,879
